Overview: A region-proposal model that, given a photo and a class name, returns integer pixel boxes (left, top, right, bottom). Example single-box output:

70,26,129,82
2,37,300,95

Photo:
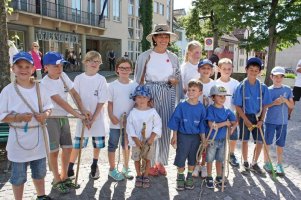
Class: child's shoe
63,178,80,189
200,165,207,178
206,177,214,189
176,178,185,191
90,164,100,179
36,195,52,200
109,168,125,181
250,163,266,177
142,176,150,188
276,164,285,177
51,181,70,194
241,161,250,175
215,176,226,188
229,154,240,167
185,177,194,190
135,176,143,187
263,162,273,174
192,165,200,177
122,166,134,180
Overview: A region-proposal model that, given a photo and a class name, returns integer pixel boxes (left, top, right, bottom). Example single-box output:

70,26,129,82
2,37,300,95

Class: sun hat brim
146,32,178,43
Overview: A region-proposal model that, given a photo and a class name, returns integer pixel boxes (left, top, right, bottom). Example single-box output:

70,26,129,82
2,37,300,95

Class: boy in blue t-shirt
169,80,206,191
233,57,272,176
205,85,236,189
263,66,294,176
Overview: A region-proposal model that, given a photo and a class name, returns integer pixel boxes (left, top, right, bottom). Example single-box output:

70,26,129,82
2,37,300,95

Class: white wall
275,37,301,68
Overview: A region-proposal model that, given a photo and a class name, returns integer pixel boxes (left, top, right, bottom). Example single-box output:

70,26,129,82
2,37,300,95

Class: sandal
157,164,167,176
135,176,143,187
142,176,150,188
149,166,159,176
52,181,70,194
63,178,80,189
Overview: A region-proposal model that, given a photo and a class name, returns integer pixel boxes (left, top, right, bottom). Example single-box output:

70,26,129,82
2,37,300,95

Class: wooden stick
222,125,230,192
74,122,85,186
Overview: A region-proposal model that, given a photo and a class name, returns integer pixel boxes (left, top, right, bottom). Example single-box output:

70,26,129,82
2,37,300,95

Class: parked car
284,67,296,74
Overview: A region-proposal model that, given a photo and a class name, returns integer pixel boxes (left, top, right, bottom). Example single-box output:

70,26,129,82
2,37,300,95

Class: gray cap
271,66,285,75
210,85,231,97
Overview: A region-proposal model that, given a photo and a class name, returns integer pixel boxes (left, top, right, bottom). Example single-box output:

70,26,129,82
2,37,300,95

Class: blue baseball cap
271,66,285,75
43,51,67,65
13,52,34,64
131,85,152,100
198,59,214,68
246,57,263,69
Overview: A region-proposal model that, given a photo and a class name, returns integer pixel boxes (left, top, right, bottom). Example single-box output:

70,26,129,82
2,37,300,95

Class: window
128,0,134,16
113,0,121,21
128,17,134,28
136,19,141,29
135,0,139,17
159,3,164,15
72,0,81,22
87,0,96,25
239,58,244,67
154,2,159,13
100,0,108,19
136,30,141,39
128,29,134,39
166,0,170,20
240,49,244,55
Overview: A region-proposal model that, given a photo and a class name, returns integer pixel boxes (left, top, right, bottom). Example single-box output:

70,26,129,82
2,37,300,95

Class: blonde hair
82,50,102,64
184,40,202,62
218,58,232,68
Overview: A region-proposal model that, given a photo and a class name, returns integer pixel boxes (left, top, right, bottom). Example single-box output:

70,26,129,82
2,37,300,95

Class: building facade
8,0,173,70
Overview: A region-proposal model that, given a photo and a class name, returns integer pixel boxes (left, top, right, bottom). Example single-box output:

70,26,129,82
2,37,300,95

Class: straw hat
146,24,178,43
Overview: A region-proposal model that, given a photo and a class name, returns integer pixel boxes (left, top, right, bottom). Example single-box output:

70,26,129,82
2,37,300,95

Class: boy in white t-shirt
216,58,240,167
126,85,162,188
108,57,138,181
68,51,109,180
0,52,53,200
41,52,87,193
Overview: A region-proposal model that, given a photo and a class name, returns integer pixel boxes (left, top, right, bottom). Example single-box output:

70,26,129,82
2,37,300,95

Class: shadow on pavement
99,177,127,199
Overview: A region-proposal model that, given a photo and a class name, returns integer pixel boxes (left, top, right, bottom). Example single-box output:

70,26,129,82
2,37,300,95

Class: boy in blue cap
233,57,272,176
169,79,206,190
263,66,294,176
41,52,89,193
126,85,162,188
0,52,53,200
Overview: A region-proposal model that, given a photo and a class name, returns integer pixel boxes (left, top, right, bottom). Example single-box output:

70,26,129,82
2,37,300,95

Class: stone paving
0,75,301,199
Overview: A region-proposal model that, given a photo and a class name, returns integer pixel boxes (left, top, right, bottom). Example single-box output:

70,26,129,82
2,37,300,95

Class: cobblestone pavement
1,76,301,200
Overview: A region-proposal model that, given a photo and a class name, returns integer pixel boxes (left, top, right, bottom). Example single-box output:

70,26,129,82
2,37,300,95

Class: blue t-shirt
168,100,206,134
265,85,292,125
206,105,236,140
233,79,272,114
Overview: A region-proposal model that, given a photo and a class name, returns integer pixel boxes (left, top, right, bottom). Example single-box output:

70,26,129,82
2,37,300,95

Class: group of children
0,45,293,199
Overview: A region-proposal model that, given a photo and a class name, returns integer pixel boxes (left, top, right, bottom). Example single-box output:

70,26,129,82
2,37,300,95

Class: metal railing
11,0,105,28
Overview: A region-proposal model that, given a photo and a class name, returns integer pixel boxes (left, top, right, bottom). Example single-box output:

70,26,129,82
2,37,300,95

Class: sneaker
185,177,194,190
176,178,185,191
36,195,52,200
67,169,75,179
206,177,214,189
90,165,100,179
135,176,143,187
192,165,200,177
142,176,150,188
52,181,70,194
108,168,125,181
215,176,226,188
250,163,266,177
200,165,207,178
263,162,273,174
122,167,134,180
229,154,240,167
241,162,250,175
63,178,80,189
276,164,285,177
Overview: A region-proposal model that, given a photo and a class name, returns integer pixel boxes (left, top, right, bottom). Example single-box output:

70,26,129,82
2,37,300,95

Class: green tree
139,0,153,51
0,0,11,91
167,42,181,57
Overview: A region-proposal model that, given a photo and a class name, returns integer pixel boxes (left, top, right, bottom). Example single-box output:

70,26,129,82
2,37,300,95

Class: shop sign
36,30,79,44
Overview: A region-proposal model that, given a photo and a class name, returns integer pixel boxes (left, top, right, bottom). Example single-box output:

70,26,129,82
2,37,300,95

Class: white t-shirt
73,73,109,137
145,51,173,82
198,79,215,105
108,79,138,129
294,59,301,87
126,108,162,147
41,72,74,116
181,62,199,90
0,83,53,162
216,78,240,110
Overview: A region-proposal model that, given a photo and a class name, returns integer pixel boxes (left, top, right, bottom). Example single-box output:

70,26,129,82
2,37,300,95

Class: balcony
10,0,105,29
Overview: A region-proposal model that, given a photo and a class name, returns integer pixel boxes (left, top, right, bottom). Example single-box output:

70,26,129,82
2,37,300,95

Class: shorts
131,143,155,161
239,114,263,143
229,127,238,141
10,158,46,186
264,123,287,147
293,86,301,101
108,129,130,152
206,140,225,162
174,133,201,168
73,136,105,149
46,118,72,152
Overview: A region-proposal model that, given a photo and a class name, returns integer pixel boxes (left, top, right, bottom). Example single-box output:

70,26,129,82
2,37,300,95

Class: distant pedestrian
108,49,116,71
29,42,43,76
290,58,301,119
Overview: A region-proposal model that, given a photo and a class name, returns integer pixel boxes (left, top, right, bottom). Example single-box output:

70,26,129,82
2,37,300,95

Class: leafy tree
139,0,153,51
0,0,11,91
167,42,181,57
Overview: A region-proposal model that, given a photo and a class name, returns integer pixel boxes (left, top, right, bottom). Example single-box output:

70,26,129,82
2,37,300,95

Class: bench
0,123,9,143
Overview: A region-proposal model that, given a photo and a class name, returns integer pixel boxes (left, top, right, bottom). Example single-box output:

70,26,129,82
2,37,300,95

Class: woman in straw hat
134,24,183,176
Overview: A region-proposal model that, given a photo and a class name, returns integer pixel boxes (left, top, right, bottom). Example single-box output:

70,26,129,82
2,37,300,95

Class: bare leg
216,161,222,176
134,161,141,176
50,151,61,183
207,162,213,177
33,178,45,196
69,149,79,164
143,160,151,177
12,184,24,200
242,141,248,162
123,149,130,169
277,146,283,164
93,148,100,160
229,140,237,154
108,151,116,171
263,145,270,163
253,143,263,163
61,148,72,181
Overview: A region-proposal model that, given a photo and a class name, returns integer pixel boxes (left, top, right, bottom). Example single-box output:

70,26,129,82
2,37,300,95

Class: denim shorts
73,136,105,149
206,140,225,162
10,158,46,186
239,114,263,143
174,133,201,168
108,129,129,152
264,123,287,147
229,127,238,141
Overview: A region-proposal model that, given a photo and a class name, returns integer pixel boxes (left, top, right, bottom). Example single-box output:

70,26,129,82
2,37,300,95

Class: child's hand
77,113,86,120
256,120,263,128
244,119,253,130
19,113,33,122
34,112,47,123
147,137,155,145
134,139,142,148
274,97,282,106
110,115,120,125
203,96,209,106
170,134,177,147
225,121,232,127
82,110,92,120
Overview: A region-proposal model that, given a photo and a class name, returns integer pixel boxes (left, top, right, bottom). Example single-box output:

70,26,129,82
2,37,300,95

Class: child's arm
146,132,157,145
70,88,91,118
34,109,52,123
170,130,177,146
108,101,119,125
132,136,142,148
2,113,33,123
266,97,282,108
257,105,268,128
208,120,231,129
281,96,294,109
235,106,253,128
90,103,104,126
51,95,85,119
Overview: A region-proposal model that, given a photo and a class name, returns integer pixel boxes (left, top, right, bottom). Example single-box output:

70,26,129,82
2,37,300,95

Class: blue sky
174,0,193,11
